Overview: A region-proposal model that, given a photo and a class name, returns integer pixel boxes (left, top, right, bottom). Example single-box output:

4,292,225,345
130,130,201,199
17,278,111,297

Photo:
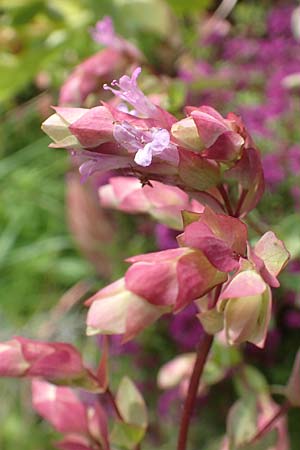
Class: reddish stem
177,332,214,450
234,188,248,218
106,387,123,421
241,401,290,448
107,387,141,450
217,185,234,216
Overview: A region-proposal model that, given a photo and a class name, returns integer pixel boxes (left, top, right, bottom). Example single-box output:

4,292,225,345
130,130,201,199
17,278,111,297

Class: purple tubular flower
103,67,157,117
113,121,178,167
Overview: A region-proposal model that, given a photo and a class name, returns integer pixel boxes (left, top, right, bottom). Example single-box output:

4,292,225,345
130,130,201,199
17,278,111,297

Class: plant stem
234,188,248,218
218,185,234,216
241,401,290,447
177,333,214,450
246,216,268,236
106,387,123,421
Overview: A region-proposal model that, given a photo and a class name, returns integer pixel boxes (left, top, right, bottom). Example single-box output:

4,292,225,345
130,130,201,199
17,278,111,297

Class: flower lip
103,67,157,118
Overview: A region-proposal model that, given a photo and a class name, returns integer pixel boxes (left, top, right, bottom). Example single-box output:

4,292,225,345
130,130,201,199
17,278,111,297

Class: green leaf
227,397,257,449
281,273,300,292
234,366,269,398
166,0,212,16
110,422,145,449
113,0,176,38
274,214,300,259
241,429,278,450
116,376,148,429
181,210,202,227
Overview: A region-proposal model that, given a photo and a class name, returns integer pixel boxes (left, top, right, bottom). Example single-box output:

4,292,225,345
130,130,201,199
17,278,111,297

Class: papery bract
99,176,203,229
0,337,99,390
126,248,227,312
41,107,87,148
250,231,290,288
86,247,227,341
178,206,247,272
32,379,109,449
217,270,272,348
86,278,169,342
69,106,114,147
172,106,245,164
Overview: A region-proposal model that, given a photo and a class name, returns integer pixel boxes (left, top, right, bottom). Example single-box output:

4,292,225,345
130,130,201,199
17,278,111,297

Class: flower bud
0,337,100,390
32,379,109,449
86,278,169,342
171,117,201,150
99,176,203,230
41,107,87,148
218,270,272,348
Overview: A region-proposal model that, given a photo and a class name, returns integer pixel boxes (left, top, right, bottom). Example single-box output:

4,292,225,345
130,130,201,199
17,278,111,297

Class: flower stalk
177,332,214,450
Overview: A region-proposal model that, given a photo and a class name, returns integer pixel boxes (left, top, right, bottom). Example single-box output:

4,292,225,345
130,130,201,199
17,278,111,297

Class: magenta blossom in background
91,16,117,46
155,224,178,250
91,16,142,60
283,310,300,329
157,388,180,418
267,5,294,37
288,146,300,175
262,153,285,187
169,304,204,351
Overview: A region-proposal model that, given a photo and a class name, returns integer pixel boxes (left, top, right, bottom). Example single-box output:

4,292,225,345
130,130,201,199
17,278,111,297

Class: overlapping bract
42,67,264,215
99,176,203,229
32,379,109,450
198,231,290,347
0,337,100,391
86,207,249,341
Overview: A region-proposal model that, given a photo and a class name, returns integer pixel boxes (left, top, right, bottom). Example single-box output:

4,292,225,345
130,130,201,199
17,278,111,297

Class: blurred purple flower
283,310,300,329
262,154,285,187
267,6,294,37
155,224,178,250
169,304,204,351
91,17,116,46
95,335,139,356
157,388,179,418
288,146,300,175
246,329,281,365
